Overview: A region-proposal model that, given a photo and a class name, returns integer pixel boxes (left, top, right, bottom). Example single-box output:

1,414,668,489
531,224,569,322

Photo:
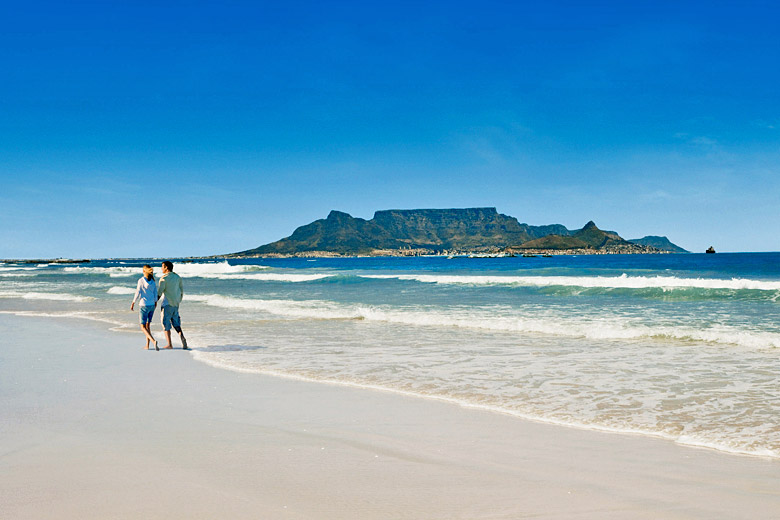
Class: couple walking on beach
129,261,188,351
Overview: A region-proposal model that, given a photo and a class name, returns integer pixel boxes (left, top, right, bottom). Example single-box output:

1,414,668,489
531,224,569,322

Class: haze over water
2,253,779,458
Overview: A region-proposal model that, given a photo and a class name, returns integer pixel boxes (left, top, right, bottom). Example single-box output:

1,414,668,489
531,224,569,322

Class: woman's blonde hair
142,264,154,281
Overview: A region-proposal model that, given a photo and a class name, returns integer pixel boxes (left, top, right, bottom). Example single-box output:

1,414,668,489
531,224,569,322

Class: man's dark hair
162,261,174,271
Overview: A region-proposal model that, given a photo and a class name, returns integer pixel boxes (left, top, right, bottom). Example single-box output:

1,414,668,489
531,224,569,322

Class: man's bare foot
144,346,149,350
164,345,173,349
181,336,188,350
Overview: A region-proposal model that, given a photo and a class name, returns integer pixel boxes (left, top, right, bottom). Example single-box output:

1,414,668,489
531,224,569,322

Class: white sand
1,313,779,519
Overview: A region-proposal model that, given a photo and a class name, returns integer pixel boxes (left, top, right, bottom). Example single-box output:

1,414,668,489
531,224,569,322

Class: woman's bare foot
164,345,173,349
144,345,150,350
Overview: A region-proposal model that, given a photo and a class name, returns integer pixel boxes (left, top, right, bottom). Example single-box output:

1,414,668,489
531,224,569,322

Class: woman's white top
132,276,158,306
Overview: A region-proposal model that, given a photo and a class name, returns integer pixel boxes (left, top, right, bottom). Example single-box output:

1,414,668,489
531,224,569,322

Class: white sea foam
189,349,780,460
185,294,780,349
63,266,139,277
185,294,351,318
169,262,270,277
0,310,127,327
0,291,95,302
0,266,41,277
63,262,329,282
206,272,333,282
107,286,136,295
362,273,780,291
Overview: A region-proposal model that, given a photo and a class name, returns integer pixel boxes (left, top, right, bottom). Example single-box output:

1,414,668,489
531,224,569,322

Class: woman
130,264,159,350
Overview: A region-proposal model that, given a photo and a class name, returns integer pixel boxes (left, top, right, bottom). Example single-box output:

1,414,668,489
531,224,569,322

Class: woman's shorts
139,305,155,325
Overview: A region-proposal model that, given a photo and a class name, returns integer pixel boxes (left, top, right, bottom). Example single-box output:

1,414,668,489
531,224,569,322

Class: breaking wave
361,273,780,291
0,291,95,302
65,262,330,282
185,293,780,349
107,286,136,295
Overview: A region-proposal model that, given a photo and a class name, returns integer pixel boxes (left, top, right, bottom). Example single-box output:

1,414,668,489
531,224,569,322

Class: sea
1,253,779,459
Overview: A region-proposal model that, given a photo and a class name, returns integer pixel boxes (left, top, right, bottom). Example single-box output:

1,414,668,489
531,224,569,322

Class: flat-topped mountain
230,208,686,256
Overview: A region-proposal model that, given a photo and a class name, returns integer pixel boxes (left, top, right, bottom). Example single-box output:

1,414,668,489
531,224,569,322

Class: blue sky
2,1,779,257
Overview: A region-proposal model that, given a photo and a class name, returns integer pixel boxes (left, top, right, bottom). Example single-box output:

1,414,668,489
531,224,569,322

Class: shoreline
222,247,668,259
4,307,779,462
192,356,780,462
2,312,779,519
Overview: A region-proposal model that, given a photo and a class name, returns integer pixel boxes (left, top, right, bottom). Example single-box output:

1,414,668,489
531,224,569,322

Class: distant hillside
515,221,632,250
230,208,683,257
629,236,689,253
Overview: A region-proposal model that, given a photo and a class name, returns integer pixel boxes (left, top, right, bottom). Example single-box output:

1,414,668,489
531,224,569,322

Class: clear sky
2,0,779,258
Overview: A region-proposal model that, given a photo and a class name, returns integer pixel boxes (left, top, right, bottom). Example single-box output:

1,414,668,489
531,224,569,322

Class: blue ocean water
2,253,779,458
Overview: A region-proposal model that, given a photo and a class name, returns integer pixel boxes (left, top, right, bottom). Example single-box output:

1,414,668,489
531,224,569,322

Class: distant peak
582,221,598,230
327,210,353,220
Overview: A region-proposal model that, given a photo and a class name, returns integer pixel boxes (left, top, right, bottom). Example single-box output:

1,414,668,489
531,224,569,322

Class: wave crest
0,291,95,302
362,273,780,291
185,294,780,349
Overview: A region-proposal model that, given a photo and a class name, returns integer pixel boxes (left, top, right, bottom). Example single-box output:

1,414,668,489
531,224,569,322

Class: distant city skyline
2,1,779,257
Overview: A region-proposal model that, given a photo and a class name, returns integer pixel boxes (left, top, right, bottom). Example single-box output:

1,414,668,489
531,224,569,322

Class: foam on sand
5,312,779,519
189,348,780,460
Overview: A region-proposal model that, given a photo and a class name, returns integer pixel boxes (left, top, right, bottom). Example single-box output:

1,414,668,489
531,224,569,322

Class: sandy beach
1,312,779,519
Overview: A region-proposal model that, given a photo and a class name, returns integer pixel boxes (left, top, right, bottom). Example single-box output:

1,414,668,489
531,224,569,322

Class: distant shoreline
223,246,672,259
1,248,680,263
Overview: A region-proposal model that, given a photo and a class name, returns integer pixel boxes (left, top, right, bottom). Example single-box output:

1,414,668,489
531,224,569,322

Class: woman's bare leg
145,323,158,350
140,323,157,350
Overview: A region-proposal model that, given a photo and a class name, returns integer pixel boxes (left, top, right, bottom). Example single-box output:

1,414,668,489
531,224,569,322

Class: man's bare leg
163,329,173,349
174,326,188,349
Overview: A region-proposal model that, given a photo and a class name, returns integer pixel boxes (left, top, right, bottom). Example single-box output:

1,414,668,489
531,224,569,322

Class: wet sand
1,313,779,519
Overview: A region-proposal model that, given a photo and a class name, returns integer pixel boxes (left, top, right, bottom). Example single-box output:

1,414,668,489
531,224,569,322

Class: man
157,260,188,350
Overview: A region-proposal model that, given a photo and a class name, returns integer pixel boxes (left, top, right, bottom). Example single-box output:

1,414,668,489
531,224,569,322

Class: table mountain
230,208,685,256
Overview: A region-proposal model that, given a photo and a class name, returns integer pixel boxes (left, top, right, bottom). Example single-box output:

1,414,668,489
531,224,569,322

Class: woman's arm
131,278,141,310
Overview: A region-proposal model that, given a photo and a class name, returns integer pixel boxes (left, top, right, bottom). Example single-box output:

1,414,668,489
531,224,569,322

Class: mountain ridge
230,208,686,257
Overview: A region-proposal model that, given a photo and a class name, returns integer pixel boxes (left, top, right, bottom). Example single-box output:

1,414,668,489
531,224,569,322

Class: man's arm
157,277,166,303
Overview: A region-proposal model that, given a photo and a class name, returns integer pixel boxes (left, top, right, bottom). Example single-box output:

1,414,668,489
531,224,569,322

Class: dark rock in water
706,246,716,254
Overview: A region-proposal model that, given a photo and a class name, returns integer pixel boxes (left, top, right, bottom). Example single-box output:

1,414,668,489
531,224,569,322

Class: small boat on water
706,246,716,254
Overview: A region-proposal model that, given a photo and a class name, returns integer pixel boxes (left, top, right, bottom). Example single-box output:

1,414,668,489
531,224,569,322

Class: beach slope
1,314,779,519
